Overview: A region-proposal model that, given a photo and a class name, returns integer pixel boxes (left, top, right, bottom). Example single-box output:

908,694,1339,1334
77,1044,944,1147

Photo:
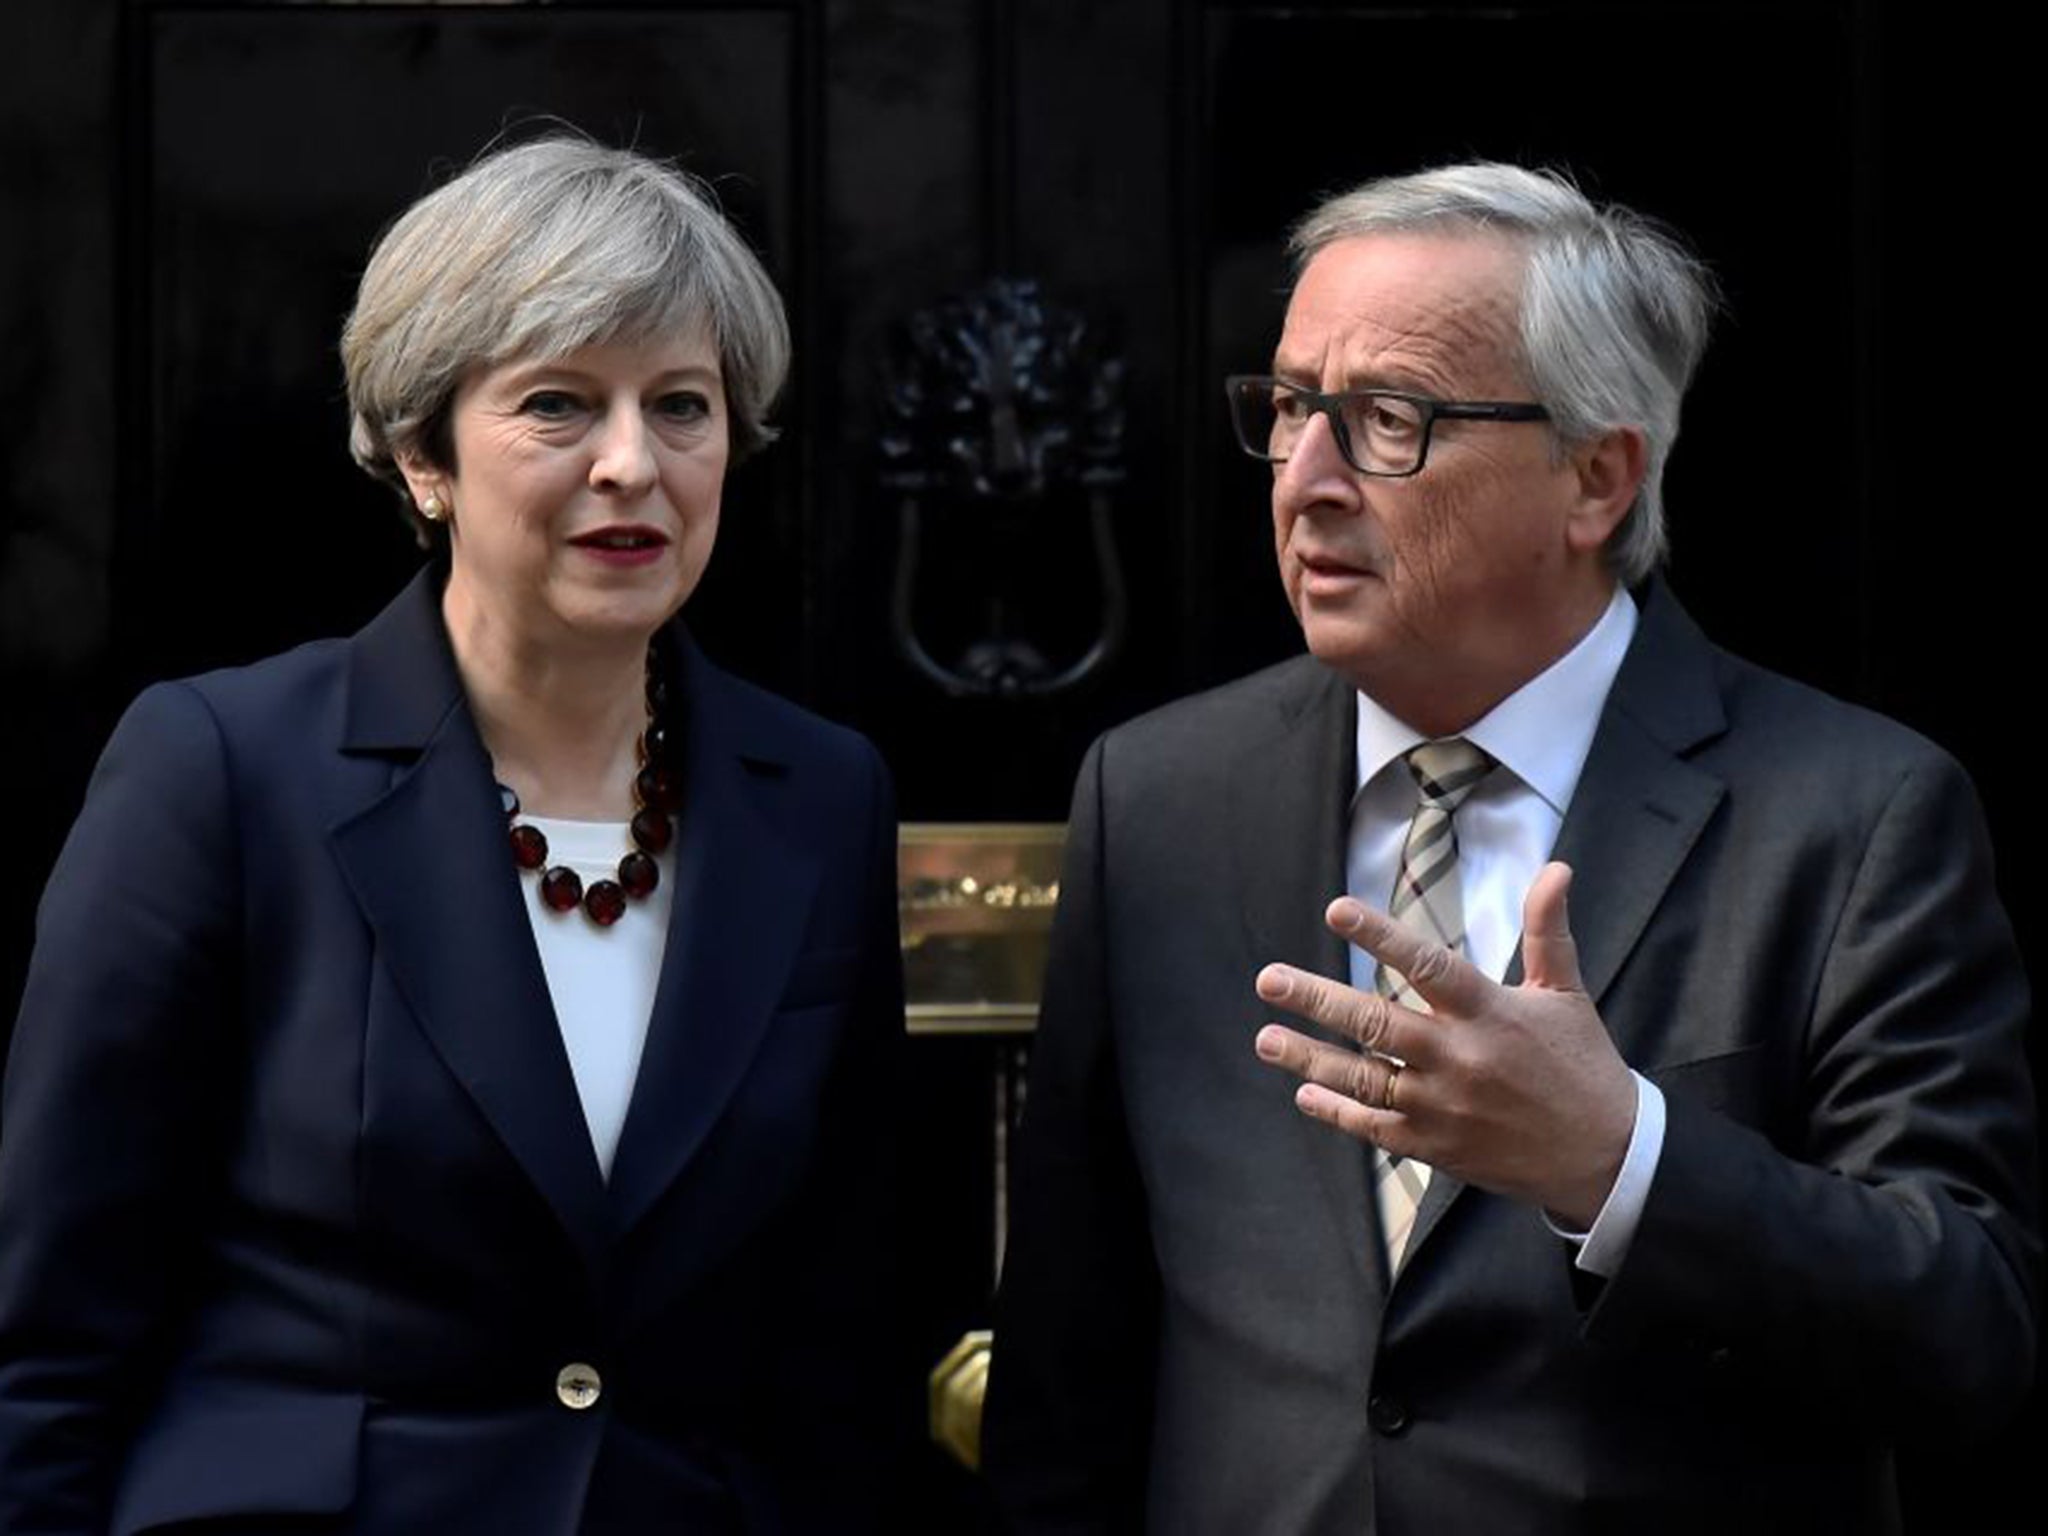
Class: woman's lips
570,526,670,567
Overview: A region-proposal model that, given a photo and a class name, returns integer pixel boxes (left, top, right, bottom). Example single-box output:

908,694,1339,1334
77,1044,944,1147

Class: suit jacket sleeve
982,736,1161,1534
1586,745,2039,1435
0,683,244,1533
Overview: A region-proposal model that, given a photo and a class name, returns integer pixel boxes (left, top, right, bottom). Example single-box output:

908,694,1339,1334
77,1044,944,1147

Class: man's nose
590,401,658,494
1273,408,1357,509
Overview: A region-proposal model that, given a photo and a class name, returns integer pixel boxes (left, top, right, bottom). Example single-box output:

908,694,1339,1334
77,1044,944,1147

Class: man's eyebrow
1267,362,1425,394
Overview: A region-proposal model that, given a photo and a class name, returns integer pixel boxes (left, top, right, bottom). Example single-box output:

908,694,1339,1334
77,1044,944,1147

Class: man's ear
1564,426,1647,556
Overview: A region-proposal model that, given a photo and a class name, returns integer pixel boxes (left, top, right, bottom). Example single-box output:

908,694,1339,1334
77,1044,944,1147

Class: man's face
1271,232,1601,727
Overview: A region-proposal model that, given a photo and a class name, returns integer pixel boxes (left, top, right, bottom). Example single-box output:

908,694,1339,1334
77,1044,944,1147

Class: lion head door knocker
878,278,1129,697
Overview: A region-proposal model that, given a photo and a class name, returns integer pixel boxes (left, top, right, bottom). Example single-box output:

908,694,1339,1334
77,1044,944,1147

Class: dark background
0,1,2035,1528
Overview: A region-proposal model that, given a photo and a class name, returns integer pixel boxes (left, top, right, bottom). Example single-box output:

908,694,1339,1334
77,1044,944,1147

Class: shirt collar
1353,585,1639,813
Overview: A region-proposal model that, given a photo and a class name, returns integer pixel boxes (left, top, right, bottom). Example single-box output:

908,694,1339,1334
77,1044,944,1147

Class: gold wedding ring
1381,1061,1403,1112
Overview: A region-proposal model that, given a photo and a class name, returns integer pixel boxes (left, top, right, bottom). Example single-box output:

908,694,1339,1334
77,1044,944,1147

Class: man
980,164,2038,1533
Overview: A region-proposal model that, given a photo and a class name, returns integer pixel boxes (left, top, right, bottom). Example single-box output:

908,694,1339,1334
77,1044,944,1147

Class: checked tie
1373,737,1495,1273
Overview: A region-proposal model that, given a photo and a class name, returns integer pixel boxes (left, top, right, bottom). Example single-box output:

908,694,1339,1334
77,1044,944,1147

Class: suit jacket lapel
1231,660,1355,976
605,632,820,1239
1532,585,1727,1022
328,571,610,1272
1404,582,1730,1265
1228,662,1385,1302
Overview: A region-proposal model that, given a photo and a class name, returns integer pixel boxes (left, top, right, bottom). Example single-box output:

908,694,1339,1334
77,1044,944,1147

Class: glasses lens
1228,379,1275,460
1227,381,1429,474
1338,393,1426,474
1229,379,1307,462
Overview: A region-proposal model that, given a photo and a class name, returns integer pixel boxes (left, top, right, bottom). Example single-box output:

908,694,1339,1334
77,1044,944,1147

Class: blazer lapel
1404,582,1730,1264
1228,662,1385,1302
1515,582,1728,1017
1231,660,1355,977
328,572,610,1271
604,634,821,1239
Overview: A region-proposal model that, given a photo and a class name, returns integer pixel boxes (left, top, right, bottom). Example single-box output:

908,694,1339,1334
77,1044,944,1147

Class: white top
519,815,673,1178
1347,585,1666,1274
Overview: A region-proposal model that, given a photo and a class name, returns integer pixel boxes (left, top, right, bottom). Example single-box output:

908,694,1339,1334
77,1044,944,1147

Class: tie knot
1404,738,1494,812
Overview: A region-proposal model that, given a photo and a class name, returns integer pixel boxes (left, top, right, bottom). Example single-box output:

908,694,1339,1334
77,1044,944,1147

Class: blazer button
556,1362,603,1410
1367,1393,1411,1435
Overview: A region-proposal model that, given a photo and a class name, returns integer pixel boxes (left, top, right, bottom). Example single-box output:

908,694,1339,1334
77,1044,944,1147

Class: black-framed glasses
1224,375,1551,478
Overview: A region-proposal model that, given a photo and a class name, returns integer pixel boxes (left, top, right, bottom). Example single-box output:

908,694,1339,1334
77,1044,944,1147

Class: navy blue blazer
0,570,913,1534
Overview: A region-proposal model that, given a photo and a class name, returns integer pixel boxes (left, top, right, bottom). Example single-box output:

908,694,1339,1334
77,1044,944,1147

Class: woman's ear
395,452,452,524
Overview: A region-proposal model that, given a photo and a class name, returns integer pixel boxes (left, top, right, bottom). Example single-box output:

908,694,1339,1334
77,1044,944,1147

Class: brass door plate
900,823,1064,1036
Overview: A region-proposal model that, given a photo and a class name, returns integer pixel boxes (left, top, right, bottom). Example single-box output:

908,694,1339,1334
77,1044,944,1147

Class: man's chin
1298,613,1389,688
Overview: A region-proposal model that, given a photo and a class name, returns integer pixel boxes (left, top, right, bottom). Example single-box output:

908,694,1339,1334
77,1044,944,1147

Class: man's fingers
1519,862,1586,994
1255,1024,1406,1106
1326,896,1487,1015
1293,1082,1416,1154
1255,963,1432,1063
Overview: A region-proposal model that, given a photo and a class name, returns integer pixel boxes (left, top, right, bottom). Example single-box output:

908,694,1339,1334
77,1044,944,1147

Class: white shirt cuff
1544,1071,1666,1278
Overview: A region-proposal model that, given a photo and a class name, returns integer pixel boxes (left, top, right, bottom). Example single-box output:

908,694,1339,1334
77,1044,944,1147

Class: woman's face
416,331,730,654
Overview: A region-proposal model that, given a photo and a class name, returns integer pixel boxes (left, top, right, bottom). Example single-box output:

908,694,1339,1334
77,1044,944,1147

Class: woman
0,138,911,1534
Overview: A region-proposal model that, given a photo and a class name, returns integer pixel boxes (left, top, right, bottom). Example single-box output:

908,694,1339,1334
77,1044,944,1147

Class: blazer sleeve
0,682,244,1533
773,738,922,1533
981,736,1161,1534
1585,745,2040,1435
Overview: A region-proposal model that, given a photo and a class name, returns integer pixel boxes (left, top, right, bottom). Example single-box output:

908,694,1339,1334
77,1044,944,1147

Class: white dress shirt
519,815,674,1179
1347,585,1665,1275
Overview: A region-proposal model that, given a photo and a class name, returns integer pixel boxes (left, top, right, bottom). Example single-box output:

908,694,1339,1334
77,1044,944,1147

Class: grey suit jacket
983,583,2039,1535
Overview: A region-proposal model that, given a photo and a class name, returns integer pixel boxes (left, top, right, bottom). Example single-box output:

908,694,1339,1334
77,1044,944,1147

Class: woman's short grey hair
1290,163,1716,585
343,136,790,541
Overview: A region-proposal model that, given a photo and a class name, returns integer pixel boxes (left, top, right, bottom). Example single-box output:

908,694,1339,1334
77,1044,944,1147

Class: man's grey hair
1290,163,1716,584
343,135,790,540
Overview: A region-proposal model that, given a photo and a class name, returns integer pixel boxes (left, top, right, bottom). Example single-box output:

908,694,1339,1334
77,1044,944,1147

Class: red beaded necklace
497,646,683,928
